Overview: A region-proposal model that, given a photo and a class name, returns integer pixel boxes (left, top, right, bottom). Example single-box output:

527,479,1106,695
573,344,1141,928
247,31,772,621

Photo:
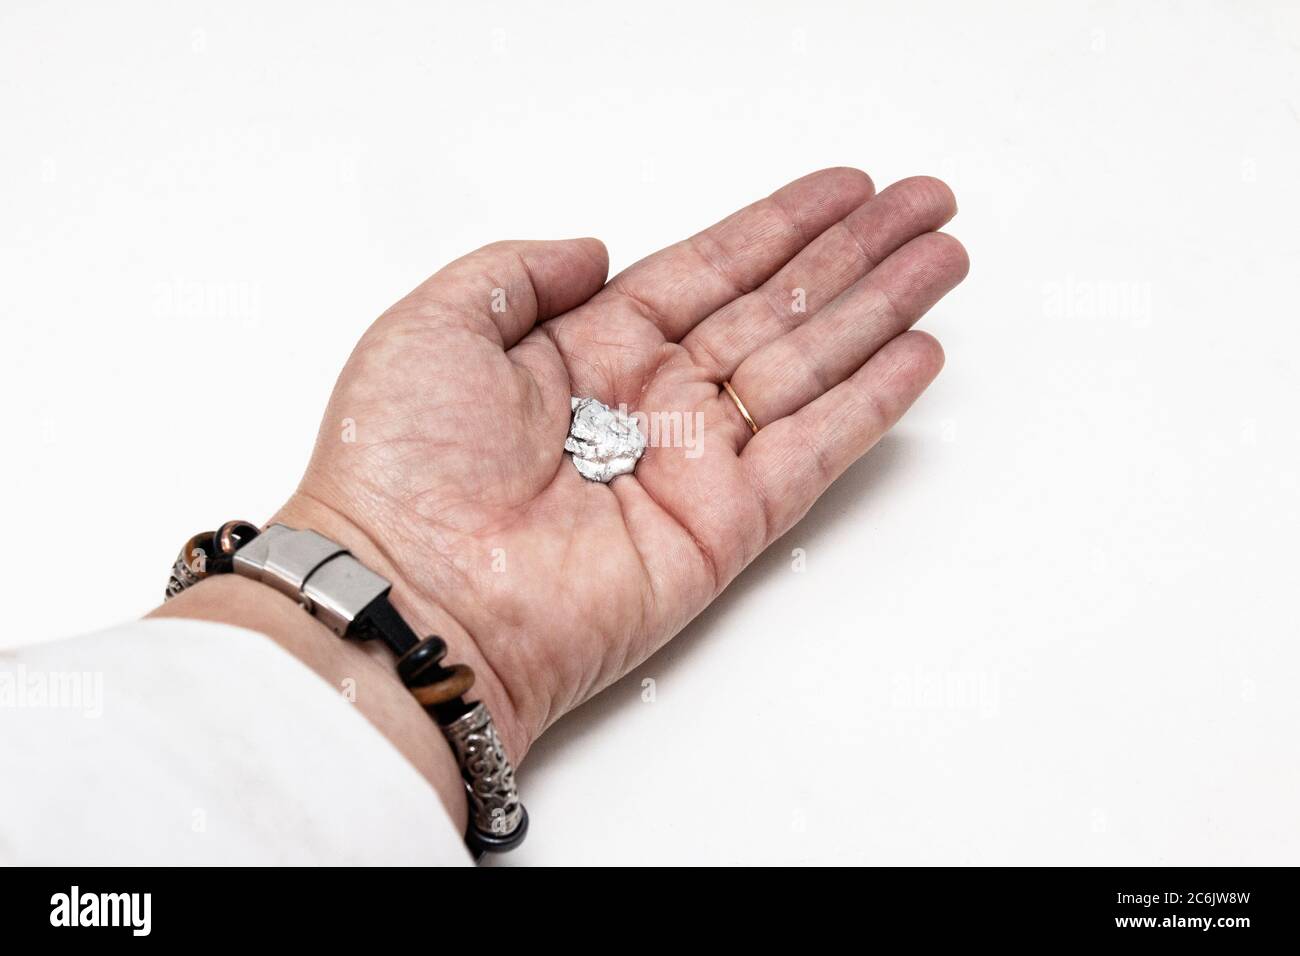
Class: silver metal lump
565,396,646,483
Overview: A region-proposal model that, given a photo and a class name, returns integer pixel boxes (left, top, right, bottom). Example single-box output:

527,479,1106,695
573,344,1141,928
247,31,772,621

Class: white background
2,1,1297,865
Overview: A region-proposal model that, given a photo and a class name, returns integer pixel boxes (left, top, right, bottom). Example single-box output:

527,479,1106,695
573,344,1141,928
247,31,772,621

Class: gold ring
722,380,760,435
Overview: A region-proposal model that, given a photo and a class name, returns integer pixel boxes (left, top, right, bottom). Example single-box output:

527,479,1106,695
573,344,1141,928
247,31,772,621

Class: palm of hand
290,169,967,758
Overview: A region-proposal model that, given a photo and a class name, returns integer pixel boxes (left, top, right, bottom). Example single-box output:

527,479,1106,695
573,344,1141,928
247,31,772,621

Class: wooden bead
410,664,475,706
397,636,448,685
178,532,215,577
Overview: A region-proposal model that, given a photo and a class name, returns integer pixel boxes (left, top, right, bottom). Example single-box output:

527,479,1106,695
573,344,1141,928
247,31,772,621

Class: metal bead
440,702,526,849
216,520,259,555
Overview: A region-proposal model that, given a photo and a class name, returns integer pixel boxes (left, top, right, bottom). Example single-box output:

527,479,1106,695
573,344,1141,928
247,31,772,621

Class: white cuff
0,618,472,865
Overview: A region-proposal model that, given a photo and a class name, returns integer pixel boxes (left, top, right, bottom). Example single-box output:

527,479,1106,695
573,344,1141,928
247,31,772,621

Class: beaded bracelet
165,520,528,857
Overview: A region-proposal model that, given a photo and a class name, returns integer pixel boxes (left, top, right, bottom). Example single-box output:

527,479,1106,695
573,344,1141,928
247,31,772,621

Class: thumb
397,238,609,349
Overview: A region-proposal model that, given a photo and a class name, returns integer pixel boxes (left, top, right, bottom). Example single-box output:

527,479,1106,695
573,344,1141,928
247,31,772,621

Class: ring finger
681,176,958,383
716,230,969,445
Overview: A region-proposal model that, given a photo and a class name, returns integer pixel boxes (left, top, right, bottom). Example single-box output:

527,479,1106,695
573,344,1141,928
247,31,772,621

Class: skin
155,167,968,832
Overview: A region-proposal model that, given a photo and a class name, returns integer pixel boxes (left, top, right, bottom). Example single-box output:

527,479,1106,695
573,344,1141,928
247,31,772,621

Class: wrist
266,492,531,764
150,550,470,834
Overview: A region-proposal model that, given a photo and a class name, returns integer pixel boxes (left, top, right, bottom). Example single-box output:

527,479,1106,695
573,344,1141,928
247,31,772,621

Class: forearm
150,571,469,833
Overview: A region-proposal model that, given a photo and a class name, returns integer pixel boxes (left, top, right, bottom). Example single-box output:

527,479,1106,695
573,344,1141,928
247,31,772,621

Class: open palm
280,168,967,761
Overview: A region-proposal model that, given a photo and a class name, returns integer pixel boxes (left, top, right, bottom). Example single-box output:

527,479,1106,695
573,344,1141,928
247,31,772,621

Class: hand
272,167,967,764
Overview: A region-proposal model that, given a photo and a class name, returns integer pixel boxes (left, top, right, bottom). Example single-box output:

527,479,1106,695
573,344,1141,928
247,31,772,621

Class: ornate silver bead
439,702,525,841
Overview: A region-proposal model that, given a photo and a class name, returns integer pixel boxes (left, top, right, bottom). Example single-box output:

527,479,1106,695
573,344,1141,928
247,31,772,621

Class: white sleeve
0,618,472,866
